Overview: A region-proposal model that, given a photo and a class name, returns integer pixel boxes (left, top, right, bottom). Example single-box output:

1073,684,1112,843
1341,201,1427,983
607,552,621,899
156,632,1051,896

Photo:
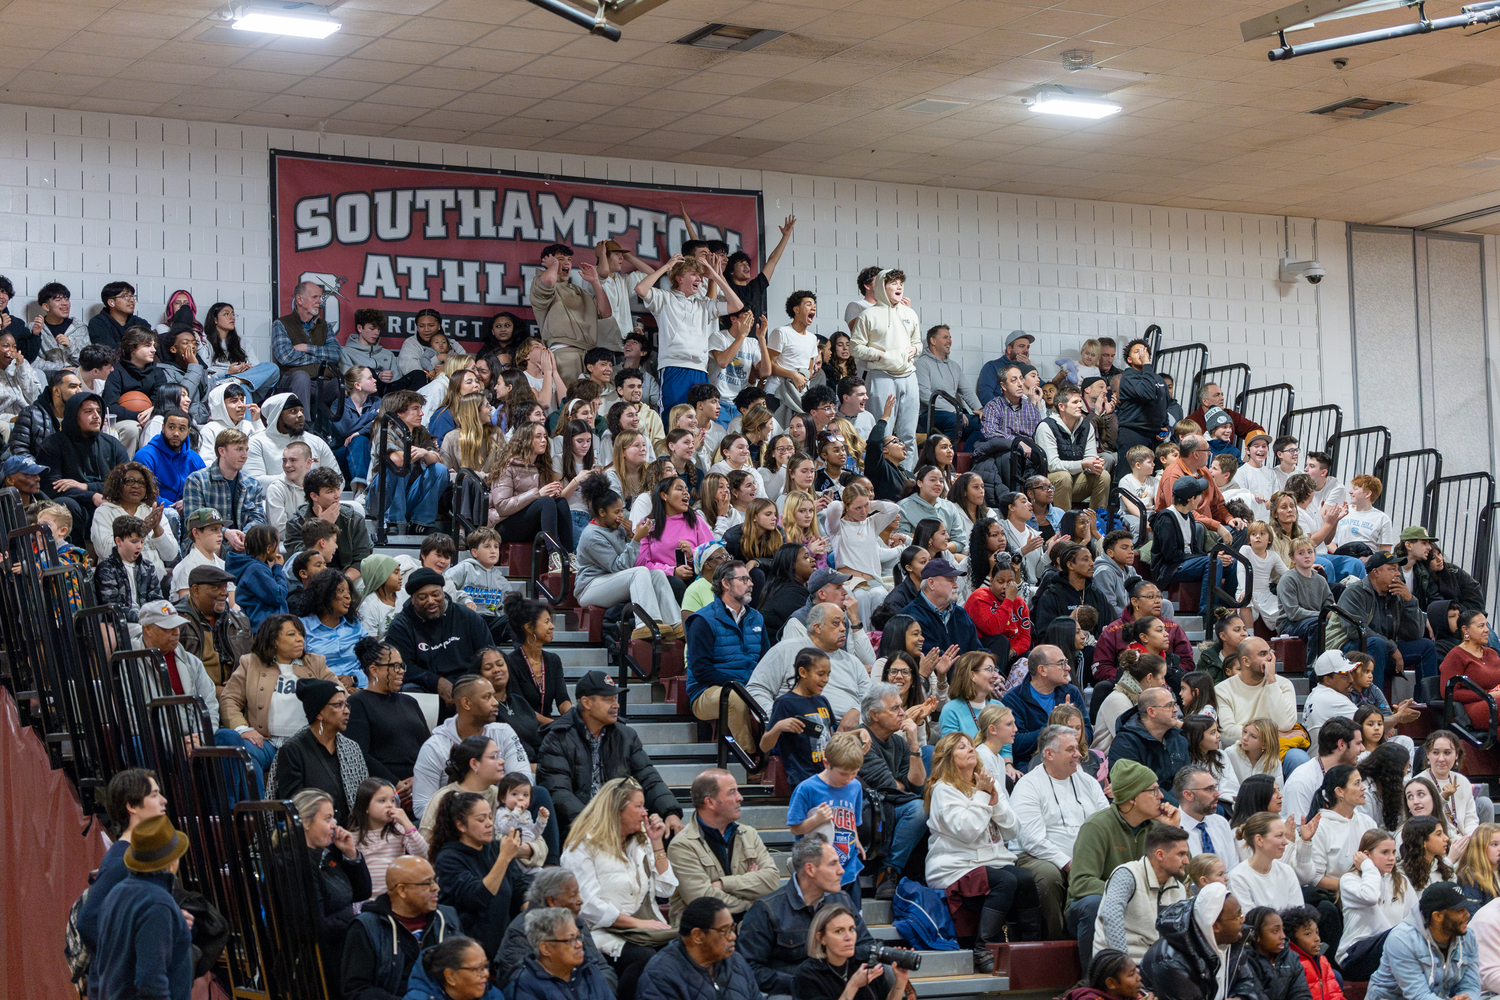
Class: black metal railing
1279,405,1343,462
1374,449,1441,529
1332,426,1391,486
1238,384,1295,445
530,531,573,607
1424,472,1495,580
451,468,491,549
372,412,413,545
232,800,332,1000
1154,343,1208,414
716,680,769,772
919,389,963,437
1444,676,1499,751
1192,363,1251,425
1316,603,1369,663
1203,543,1252,624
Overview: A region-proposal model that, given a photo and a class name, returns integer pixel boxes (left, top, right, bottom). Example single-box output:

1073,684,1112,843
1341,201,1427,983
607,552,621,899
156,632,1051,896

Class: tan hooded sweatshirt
850,268,922,377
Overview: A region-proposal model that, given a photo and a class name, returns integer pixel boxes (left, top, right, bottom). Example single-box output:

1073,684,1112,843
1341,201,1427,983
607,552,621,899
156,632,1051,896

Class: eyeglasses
1041,659,1069,669
459,962,491,972
392,878,439,889
1190,784,1219,795
375,660,406,671
707,924,738,938
544,937,585,948
886,668,912,678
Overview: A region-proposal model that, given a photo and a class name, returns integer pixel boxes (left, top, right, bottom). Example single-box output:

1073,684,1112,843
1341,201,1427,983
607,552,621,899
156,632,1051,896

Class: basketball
118,390,152,413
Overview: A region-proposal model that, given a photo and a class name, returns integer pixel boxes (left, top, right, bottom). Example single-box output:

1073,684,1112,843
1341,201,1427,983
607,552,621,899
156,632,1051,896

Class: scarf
1116,672,1143,705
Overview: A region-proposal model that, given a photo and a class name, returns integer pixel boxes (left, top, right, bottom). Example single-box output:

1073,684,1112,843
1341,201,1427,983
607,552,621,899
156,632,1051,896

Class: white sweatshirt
1337,857,1418,964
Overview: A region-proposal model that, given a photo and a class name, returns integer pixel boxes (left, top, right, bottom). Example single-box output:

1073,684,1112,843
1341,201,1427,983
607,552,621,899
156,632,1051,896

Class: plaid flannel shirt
980,393,1046,445
180,464,266,533
271,316,342,368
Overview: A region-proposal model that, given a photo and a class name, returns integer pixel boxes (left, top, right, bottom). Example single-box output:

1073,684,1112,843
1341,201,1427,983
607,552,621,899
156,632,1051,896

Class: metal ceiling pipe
522,0,622,41
1269,4,1500,59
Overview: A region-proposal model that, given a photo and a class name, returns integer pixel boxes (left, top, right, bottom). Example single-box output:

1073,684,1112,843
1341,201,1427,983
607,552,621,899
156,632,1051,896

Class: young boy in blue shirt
788,730,868,905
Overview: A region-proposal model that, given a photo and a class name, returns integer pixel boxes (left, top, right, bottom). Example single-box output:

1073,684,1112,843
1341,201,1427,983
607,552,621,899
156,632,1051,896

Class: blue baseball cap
2,455,45,477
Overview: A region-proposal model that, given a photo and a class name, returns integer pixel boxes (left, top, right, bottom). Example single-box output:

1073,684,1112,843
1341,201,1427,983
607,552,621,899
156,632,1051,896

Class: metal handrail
372,412,412,545
920,388,963,436
1444,675,1499,751
312,360,346,426
1203,542,1252,623
716,679,769,772
530,531,573,607
1316,602,1369,660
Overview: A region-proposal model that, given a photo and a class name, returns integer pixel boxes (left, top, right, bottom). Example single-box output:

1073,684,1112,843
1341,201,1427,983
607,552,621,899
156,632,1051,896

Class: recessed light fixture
1025,86,1121,119
231,10,340,37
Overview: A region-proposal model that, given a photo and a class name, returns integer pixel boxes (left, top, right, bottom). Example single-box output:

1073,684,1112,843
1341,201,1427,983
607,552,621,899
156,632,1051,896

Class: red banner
271,150,763,348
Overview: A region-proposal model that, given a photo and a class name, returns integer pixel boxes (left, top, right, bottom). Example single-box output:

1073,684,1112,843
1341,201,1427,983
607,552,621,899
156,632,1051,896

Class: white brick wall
0,102,1329,405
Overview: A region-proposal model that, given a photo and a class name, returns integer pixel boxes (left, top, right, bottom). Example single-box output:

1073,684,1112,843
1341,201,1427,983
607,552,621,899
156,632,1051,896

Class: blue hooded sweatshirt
134,429,205,505
225,549,289,631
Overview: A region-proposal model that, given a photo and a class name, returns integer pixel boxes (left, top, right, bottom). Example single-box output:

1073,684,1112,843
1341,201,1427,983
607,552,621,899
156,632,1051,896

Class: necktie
1199,821,1216,858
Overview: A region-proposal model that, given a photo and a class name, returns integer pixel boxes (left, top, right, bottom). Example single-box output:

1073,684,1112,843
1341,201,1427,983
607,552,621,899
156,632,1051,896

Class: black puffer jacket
1142,898,1248,1000
6,394,63,457
102,357,171,423
535,708,681,831
1233,946,1315,1000
37,391,128,503
1115,365,1170,438
94,552,165,622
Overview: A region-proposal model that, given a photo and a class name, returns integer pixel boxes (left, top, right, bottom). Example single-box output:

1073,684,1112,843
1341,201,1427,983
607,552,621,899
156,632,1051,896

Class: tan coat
666,818,781,924
219,651,337,733
488,459,552,524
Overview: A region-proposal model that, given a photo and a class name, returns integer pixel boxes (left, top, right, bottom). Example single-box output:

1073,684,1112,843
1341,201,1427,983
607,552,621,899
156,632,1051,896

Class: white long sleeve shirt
925,780,1019,889
1215,672,1298,746
1337,858,1418,965
825,499,902,581
1010,765,1111,869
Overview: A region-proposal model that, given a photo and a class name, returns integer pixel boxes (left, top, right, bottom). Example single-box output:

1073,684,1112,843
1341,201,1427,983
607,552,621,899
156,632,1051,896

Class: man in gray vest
1034,384,1108,510
1093,822,1189,963
271,281,343,418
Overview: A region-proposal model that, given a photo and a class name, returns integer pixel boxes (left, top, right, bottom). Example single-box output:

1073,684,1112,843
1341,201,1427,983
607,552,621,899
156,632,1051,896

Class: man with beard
978,330,1038,403
271,280,343,419
244,392,336,483
384,568,492,701
37,391,127,542
9,368,82,457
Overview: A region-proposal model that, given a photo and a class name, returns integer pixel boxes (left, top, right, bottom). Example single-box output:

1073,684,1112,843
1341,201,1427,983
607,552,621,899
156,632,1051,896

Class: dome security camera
1278,259,1326,285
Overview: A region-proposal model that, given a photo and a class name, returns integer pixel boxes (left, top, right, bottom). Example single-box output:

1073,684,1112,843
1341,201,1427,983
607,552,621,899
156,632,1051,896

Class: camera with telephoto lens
866,945,921,971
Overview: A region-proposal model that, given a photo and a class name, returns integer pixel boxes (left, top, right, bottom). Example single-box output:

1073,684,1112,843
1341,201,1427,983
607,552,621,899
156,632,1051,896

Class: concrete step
552,631,589,643
643,742,721,758
620,702,691,718
629,721,699,743
558,649,609,669
902,948,975,978
914,973,1008,995
657,762,745,784
1178,615,1203,633
863,900,892,924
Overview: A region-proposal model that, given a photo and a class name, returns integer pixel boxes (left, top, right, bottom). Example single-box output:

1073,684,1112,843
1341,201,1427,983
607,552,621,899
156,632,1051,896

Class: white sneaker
548,551,562,574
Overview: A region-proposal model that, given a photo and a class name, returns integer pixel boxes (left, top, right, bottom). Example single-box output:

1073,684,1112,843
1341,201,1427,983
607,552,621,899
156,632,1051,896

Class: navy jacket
898,594,983,656
685,597,767,703
636,939,760,1000
342,893,464,1000
506,955,614,1000
738,881,875,997
1108,708,1192,806
225,550,289,631
405,959,505,1000
1002,679,1090,761
91,868,193,1000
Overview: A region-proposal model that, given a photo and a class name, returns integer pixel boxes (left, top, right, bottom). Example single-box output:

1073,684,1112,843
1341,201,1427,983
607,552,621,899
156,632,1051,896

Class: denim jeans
335,434,372,487
213,728,277,796
1317,553,1366,582
226,361,282,400
379,462,449,524
1173,554,1239,611
928,408,982,451
1282,747,1311,777
1066,895,1102,971
1343,636,1439,690
888,798,927,873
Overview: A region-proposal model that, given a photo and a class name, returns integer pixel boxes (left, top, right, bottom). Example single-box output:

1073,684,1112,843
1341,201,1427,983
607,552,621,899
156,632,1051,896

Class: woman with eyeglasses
405,934,506,1000
509,906,614,1000
346,638,430,795
937,651,1005,740
91,460,177,580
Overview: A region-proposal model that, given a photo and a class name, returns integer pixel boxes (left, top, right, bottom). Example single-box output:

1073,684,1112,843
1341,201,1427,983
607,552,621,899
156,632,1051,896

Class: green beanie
1110,759,1157,805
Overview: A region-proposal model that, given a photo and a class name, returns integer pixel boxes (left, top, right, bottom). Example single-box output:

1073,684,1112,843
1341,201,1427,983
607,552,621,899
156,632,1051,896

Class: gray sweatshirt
1093,554,1133,613
575,522,639,597
443,558,514,612
341,337,397,375
914,353,980,413
1277,568,1333,624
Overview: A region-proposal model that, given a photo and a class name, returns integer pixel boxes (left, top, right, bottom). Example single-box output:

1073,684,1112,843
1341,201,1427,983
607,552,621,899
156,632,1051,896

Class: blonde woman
824,481,904,621
1267,490,1307,566
937,651,1004,741
795,903,911,1000
606,430,649,509
698,472,733,535
709,432,768,498
560,777,677,994
488,420,574,559
439,392,500,479
924,732,1032,972
781,489,832,568
335,365,381,499
1225,717,1283,791
429,362,483,442
418,354,474,425
1456,821,1500,907
726,497,782,570
1338,828,1413,978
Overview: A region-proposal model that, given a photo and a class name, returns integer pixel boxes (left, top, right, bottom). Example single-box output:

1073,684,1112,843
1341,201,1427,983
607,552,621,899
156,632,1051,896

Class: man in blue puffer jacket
637,898,759,1000
684,559,767,758
1367,882,1478,1000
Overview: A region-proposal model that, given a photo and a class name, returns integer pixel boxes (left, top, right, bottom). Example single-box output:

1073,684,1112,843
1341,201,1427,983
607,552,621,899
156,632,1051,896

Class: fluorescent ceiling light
232,11,340,37
1028,89,1121,119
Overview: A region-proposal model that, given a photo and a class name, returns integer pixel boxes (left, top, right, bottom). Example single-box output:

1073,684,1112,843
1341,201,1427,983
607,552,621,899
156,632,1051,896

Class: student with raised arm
823,481,904,624
635,255,742,415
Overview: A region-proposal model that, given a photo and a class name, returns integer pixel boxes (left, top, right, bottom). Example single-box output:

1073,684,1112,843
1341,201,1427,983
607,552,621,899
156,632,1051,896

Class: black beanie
296,678,340,724
405,567,445,596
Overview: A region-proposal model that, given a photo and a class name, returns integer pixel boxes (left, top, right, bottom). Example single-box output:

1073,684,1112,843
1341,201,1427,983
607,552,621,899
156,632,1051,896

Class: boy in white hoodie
850,268,923,467
197,382,264,463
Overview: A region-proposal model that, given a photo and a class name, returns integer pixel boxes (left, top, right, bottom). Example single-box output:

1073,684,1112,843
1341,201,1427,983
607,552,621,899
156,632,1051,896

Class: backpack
64,884,92,984
891,877,957,951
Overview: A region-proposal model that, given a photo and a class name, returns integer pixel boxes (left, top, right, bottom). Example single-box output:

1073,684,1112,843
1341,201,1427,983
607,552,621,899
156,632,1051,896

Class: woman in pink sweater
636,475,715,599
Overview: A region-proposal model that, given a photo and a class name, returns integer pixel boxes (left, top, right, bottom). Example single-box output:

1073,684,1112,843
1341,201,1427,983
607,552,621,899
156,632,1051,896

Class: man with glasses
1187,382,1263,445
1155,434,1247,532
1013,724,1111,939
514,906,613,1000
686,560,768,759
342,855,464,1000
636,897,758,1000
1107,687,1192,807
87,280,149,351
1093,823,1190,963
1066,759,1181,971
1173,765,1234,861
856,683,928,901
897,560,983,660
1002,645,1090,762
